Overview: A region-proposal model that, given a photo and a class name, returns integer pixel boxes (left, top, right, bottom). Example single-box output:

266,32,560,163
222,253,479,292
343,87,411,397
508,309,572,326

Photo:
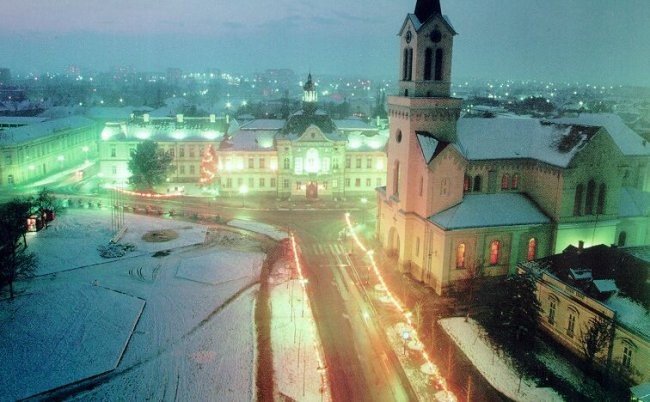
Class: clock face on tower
405,30,412,43
429,29,442,43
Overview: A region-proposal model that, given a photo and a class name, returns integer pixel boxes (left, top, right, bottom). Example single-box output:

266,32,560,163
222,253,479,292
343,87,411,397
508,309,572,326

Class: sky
2,0,650,86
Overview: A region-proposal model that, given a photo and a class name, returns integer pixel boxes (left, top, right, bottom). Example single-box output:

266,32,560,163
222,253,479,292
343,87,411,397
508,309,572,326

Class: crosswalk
304,242,348,257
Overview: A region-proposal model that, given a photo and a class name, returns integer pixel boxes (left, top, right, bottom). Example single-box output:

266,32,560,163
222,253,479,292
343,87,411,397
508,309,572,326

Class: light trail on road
344,212,457,402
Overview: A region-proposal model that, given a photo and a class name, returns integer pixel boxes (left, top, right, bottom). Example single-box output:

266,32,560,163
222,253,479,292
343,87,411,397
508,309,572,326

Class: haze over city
3,0,650,86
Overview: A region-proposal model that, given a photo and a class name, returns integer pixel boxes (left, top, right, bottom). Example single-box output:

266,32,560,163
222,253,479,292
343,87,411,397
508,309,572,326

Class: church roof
414,0,441,23
551,113,650,156
429,193,551,230
416,131,448,163
456,117,600,168
281,109,337,137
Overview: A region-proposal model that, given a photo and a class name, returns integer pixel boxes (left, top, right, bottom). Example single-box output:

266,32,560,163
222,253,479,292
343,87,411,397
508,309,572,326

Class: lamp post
402,330,410,356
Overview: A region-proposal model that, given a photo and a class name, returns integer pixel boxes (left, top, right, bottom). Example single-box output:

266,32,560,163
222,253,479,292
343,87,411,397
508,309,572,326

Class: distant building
0,116,99,186
98,73,388,199
376,0,650,294
519,244,650,386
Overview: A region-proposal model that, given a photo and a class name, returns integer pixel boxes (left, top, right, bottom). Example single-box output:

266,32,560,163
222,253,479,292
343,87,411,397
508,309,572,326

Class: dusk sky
2,0,650,86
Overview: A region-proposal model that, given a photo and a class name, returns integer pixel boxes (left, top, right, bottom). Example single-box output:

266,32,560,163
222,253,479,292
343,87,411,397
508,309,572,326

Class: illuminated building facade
0,116,98,186
98,74,388,199
376,0,650,295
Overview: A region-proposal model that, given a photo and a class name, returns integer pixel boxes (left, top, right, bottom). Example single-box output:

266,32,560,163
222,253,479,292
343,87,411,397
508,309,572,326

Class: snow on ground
0,209,264,401
228,219,288,241
270,260,330,402
439,317,564,402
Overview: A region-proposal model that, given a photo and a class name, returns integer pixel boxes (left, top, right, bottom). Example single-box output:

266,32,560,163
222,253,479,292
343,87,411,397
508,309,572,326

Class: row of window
402,47,444,82
454,238,537,269
574,180,606,216
216,177,384,190
547,298,634,369
464,174,520,193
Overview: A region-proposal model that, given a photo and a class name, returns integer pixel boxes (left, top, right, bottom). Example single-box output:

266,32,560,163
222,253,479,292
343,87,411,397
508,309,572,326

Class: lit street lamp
402,330,410,356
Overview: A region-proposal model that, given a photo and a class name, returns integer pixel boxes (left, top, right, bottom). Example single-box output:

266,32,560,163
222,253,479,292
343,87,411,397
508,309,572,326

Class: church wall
423,147,465,218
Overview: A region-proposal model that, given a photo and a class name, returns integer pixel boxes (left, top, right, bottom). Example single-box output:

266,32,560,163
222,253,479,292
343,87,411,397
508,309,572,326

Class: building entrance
306,181,318,199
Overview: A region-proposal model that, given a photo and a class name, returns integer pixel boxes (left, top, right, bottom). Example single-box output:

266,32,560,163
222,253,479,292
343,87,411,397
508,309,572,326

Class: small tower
302,73,318,114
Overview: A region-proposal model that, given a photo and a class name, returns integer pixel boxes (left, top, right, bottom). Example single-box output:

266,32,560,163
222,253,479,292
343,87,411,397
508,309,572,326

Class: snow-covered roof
225,130,276,152
429,193,551,230
604,295,650,337
551,114,650,157
240,119,286,131
346,130,388,152
630,382,650,401
618,187,650,217
592,279,618,293
456,117,599,168
335,119,374,131
0,116,48,126
417,132,447,163
85,106,137,120
569,267,593,281
0,116,96,146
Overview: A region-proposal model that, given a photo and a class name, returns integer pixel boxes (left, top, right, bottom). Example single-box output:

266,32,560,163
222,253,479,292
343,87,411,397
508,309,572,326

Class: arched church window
402,48,409,81
456,243,466,269
393,161,400,197
597,183,606,214
464,175,471,192
527,238,537,261
435,48,444,81
424,48,433,81
489,240,500,265
501,174,509,190
585,180,596,215
573,183,583,216
511,174,519,190
473,175,482,192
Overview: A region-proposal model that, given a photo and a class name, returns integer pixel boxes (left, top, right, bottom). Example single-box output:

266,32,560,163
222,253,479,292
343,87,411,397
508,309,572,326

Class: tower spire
414,0,442,23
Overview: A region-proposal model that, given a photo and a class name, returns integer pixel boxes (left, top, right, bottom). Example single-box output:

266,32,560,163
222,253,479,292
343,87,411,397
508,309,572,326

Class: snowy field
0,209,265,401
439,317,564,402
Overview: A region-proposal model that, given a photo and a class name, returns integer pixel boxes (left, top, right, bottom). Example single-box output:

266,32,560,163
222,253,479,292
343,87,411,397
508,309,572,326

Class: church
376,0,650,295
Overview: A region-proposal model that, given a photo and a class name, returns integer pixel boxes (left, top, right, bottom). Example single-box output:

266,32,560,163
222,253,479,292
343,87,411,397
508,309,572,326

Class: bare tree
579,315,614,370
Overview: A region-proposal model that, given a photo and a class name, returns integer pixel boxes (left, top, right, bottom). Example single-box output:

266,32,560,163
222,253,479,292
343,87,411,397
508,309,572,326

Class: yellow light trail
289,232,329,396
344,212,456,402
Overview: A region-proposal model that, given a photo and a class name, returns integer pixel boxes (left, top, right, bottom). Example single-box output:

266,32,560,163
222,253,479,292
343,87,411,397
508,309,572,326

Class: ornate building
376,0,650,295
98,74,388,199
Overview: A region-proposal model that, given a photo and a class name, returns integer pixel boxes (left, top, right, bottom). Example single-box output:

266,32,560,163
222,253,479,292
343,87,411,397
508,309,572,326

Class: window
567,310,577,337
366,178,371,187
270,178,276,188
434,48,444,81
402,48,413,81
424,48,433,81
473,175,482,192
296,181,302,190
283,179,289,189
179,147,185,158
489,240,500,265
226,178,232,188
456,243,466,269
189,165,195,175
189,147,195,158
585,180,596,215
440,178,449,196
501,174,509,190
618,231,627,247
259,158,265,169
356,158,362,169
393,161,400,197
573,184,584,216
415,237,420,257
248,158,254,169
464,175,471,192
597,183,606,214
333,158,339,169
169,148,174,157
345,157,351,169
355,178,361,187
345,178,351,187
323,181,328,190
294,157,303,174
110,147,116,157
511,174,519,190
259,178,265,187
283,158,290,170
366,158,372,169
527,238,537,261
548,298,557,324
622,343,633,369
